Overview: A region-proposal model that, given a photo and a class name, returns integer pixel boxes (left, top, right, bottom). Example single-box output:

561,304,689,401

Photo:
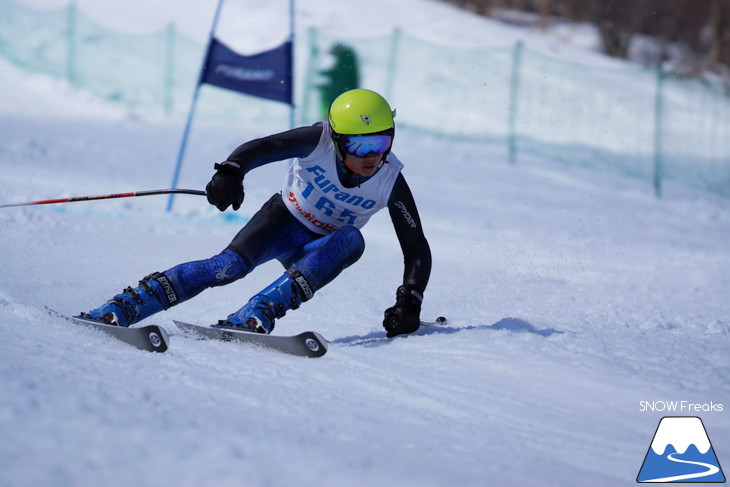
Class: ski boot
80,272,177,327
221,271,313,334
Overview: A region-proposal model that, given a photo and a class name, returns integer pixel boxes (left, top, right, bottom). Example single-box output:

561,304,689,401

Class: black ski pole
0,188,206,209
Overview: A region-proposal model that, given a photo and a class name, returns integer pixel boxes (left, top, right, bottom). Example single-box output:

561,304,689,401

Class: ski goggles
341,133,393,157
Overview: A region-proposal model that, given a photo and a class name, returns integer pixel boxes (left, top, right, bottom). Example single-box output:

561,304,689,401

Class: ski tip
420,316,448,326
312,331,328,344
146,325,170,352
301,331,328,357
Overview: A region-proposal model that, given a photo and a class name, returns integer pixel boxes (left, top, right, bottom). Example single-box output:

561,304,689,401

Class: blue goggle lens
343,134,393,157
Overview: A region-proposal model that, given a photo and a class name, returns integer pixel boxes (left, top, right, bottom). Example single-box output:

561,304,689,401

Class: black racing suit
225,123,432,295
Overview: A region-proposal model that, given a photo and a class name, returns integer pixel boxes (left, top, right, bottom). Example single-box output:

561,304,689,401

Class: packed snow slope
2,75,729,487
2,1,730,487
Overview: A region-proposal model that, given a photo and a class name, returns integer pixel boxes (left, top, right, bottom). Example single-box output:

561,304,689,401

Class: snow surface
2,1,730,487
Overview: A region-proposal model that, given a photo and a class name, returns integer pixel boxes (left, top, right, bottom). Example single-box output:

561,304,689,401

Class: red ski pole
0,189,206,209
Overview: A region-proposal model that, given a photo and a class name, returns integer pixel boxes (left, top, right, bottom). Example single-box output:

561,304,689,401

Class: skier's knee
335,225,365,266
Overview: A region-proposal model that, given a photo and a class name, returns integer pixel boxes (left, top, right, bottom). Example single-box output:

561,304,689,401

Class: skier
81,89,431,338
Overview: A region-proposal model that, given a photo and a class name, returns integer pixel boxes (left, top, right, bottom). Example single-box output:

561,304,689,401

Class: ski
46,308,169,353
420,316,448,326
174,320,328,358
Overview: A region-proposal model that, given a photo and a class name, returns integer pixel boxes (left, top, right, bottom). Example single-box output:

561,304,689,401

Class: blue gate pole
289,0,296,128
167,0,225,212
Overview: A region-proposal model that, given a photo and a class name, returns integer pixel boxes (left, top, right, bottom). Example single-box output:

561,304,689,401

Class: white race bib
282,123,403,235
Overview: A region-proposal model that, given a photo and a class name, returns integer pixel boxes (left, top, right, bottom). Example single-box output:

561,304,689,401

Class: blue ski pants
160,193,365,307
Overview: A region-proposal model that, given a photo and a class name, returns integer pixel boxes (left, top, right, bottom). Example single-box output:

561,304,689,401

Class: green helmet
328,89,395,135
328,89,395,166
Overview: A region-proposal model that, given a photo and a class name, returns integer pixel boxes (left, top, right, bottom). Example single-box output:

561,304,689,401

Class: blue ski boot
222,271,314,334
80,272,178,327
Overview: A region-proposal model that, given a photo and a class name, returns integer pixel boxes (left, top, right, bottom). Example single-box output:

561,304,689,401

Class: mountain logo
637,416,725,483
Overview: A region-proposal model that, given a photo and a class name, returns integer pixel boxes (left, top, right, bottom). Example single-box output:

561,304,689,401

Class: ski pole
0,188,206,209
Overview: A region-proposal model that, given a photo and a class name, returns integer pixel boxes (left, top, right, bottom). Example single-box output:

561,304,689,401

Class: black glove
206,162,244,211
383,285,423,338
